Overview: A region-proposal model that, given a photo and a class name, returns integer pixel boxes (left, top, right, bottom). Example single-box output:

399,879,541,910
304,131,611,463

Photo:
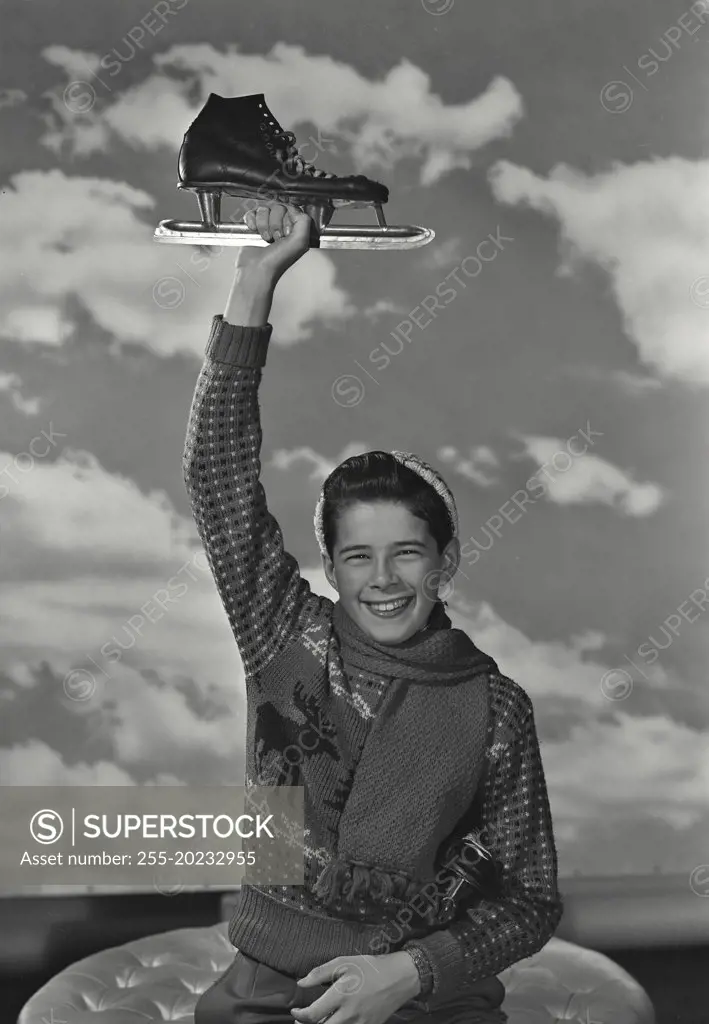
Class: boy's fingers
288,207,305,236
271,203,289,240
242,202,312,257
255,205,272,241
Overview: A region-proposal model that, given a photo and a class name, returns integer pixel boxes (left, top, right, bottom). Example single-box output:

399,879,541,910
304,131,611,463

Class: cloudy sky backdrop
1,0,708,886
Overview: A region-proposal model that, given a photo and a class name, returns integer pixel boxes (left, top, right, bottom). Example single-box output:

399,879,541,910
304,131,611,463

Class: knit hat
313,450,459,561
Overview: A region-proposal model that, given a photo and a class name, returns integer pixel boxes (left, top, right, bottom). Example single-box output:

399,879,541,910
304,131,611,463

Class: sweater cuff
403,930,461,998
206,314,273,368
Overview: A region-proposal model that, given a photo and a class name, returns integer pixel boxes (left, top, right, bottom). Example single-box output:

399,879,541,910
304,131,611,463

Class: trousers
194,950,508,1024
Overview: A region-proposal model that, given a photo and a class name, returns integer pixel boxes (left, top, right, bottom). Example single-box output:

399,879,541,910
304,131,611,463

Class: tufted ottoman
17,922,656,1024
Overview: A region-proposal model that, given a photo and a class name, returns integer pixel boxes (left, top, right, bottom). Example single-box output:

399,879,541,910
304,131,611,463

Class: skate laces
270,128,333,178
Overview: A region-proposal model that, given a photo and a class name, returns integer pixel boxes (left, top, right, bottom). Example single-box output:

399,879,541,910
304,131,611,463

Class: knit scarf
312,598,499,921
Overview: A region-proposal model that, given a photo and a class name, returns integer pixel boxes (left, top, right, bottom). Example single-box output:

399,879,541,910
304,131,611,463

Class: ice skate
153,93,434,250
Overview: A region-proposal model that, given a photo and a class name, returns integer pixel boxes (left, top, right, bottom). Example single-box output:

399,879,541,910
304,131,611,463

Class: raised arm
182,206,329,677
402,676,564,1009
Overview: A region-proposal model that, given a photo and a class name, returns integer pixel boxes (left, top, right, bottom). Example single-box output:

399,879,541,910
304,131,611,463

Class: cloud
0,577,244,718
0,445,195,567
542,712,709,833
0,373,41,416
268,250,355,345
0,88,27,110
0,738,183,786
421,236,464,270
446,597,709,845
437,435,663,513
515,433,665,515
0,169,352,351
94,662,247,767
438,444,500,487
562,364,664,394
40,43,523,185
448,597,648,706
610,370,664,394
0,442,247,748
362,299,407,321
489,156,709,385
269,442,370,482
1,306,75,346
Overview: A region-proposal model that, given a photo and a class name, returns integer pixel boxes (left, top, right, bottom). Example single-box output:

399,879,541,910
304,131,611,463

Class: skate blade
153,220,434,250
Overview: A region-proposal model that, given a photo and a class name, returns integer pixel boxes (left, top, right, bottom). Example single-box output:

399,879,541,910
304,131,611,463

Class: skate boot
154,93,434,250
178,92,388,229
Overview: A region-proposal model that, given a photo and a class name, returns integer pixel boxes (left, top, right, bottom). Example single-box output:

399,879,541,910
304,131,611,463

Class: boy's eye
346,549,420,561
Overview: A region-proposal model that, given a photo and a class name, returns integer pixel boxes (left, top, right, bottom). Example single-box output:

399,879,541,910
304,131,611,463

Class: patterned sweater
182,314,564,1009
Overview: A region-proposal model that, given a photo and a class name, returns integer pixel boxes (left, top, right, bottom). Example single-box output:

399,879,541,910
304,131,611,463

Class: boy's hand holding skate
244,202,313,279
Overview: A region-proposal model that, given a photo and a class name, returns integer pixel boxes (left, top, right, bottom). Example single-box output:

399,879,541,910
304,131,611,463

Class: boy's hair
321,451,455,562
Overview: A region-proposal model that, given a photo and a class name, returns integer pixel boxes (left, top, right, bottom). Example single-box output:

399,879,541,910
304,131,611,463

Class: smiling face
323,500,460,644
